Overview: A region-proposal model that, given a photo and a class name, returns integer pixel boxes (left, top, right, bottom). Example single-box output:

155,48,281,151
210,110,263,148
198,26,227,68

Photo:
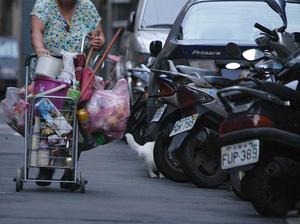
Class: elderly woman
31,0,105,189
31,0,105,54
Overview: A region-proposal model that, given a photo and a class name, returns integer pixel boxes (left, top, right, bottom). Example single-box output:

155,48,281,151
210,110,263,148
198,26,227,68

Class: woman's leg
36,168,55,186
60,148,82,189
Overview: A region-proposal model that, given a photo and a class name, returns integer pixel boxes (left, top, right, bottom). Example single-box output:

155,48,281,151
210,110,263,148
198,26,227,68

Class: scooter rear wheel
154,130,189,183
180,133,228,188
243,160,296,217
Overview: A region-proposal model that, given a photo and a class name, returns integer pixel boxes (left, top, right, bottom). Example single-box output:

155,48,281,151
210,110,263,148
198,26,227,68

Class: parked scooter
218,0,300,216
144,63,194,182
156,60,233,188
125,66,151,145
139,59,219,182
150,60,230,184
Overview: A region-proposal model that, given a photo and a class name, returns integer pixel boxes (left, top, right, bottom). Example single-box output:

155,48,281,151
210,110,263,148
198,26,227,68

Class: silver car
0,37,19,94
119,0,187,73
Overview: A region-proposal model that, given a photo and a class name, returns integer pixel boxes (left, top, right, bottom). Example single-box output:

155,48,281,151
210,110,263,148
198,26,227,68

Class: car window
140,0,187,29
0,39,19,58
178,1,300,45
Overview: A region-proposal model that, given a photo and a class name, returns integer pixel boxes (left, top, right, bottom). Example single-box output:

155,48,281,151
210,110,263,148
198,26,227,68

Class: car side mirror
150,41,163,57
127,11,136,32
225,42,242,59
265,0,287,32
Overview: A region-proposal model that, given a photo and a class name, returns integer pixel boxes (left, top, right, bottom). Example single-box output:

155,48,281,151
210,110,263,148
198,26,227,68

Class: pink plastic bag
1,87,27,136
86,79,130,139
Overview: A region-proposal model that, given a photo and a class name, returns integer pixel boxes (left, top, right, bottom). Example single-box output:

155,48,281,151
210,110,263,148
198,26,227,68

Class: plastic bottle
94,132,106,146
31,116,40,166
66,157,72,168
37,140,50,167
67,81,81,103
77,108,95,147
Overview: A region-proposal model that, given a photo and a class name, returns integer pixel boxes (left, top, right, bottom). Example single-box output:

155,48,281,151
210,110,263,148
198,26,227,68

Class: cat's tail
125,133,142,152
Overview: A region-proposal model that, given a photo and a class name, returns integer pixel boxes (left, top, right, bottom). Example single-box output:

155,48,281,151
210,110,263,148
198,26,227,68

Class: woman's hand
89,35,103,51
36,48,50,56
89,24,105,51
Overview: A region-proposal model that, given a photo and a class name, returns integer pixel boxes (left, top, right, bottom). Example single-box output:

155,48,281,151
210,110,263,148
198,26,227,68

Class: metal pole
107,0,112,43
18,0,24,87
20,0,35,86
0,1,3,36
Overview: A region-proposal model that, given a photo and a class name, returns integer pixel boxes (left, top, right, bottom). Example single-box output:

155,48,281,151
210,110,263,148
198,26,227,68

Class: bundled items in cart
35,98,73,136
3,56,128,152
2,30,126,152
30,98,75,168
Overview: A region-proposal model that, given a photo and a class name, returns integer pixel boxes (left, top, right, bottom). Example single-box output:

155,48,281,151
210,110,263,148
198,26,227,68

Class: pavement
0,108,298,224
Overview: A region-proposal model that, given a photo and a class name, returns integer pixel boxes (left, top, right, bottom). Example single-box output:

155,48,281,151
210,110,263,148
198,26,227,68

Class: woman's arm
89,23,106,51
31,16,49,55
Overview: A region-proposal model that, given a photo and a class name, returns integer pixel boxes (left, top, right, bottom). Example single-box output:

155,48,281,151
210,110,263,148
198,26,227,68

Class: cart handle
25,54,37,67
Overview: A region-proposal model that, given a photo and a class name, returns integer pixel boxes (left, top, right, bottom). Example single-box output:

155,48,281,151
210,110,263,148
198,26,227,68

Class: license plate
169,114,199,137
221,139,260,170
151,104,167,122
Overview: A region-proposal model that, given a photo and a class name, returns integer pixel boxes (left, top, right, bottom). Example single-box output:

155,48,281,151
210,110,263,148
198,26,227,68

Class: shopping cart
14,54,86,193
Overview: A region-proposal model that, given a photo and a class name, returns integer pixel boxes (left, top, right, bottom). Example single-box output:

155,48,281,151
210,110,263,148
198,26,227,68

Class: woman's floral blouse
31,0,101,53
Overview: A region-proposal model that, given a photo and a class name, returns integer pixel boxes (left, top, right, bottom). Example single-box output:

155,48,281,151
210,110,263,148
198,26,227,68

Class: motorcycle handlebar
255,23,278,40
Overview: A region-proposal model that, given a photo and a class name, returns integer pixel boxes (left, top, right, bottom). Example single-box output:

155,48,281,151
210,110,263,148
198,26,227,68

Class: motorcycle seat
204,76,233,88
176,65,218,77
261,82,300,107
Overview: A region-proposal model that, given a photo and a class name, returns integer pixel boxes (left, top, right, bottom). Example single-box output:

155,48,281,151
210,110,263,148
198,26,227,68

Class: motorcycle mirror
265,0,287,32
242,49,265,61
226,42,242,59
226,62,241,70
293,32,300,43
127,11,136,32
150,40,163,57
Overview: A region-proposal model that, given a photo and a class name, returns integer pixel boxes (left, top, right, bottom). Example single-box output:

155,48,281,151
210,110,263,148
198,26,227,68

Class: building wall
0,0,20,37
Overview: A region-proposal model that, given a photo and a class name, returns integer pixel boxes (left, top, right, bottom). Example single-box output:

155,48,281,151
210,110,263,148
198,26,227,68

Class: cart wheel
80,173,85,193
16,168,23,192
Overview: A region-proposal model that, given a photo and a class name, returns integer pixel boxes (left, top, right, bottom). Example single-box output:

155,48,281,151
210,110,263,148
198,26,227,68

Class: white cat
125,133,163,178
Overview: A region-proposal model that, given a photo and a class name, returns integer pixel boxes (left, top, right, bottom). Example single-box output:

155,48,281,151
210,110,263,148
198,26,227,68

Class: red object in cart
79,28,123,103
